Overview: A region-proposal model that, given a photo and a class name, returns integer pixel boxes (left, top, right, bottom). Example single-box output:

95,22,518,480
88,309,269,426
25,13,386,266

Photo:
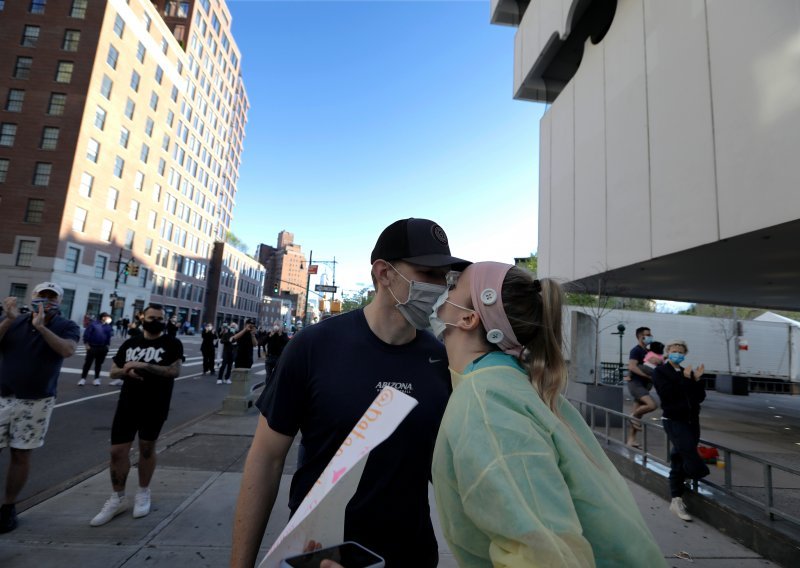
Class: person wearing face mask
78,313,114,386
651,340,709,522
90,304,183,527
201,323,218,375
231,218,468,568
0,282,79,533
217,322,238,384
626,326,659,448
264,323,288,384
429,263,665,567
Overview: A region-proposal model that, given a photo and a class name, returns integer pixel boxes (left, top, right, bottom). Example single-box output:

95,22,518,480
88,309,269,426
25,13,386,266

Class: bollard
220,366,259,415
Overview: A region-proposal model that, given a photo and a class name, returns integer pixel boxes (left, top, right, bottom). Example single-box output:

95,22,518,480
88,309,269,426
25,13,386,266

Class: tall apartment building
255,230,309,319
0,0,248,328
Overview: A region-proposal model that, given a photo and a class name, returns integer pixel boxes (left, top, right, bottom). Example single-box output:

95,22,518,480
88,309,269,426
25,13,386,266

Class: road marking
55,370,205,409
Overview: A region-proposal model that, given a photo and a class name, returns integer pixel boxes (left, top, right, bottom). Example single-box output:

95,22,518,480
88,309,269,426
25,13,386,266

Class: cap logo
431,224,448,246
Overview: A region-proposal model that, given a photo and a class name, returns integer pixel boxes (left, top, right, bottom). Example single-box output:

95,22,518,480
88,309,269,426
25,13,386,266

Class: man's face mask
385,262,446,330
31,297,60,316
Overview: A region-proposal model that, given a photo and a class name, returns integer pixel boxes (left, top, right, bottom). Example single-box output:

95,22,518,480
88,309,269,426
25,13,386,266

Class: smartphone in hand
280,541,384,568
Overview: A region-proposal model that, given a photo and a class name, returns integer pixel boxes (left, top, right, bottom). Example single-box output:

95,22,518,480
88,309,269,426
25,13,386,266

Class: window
16,240,36,267
78,171,93,196
145,118,154,137
129,199,139,220
94,106,106,129
29,0,46,14
113,14,125,38
55,61,74,83
86,138,99,162
136,41,146,63
33,162,52,186
14,57,33,80
166,110,175,127
40,127,59,150
106,45,119,69
155,66,163,84
62,29,80,51
143,13,152,31
0,123,17,146
130,70,140,92
161,38,168,55
148,210,157,229
65,246,80,273
113,156,124,178
140,144,149,163
157,158,166,176
149,92,159,111
21,25,40,47
70,0,87,19
119,127,129,148
144,238,153,256
25,199,44,223
106,187,119,209
5,89,24,112
124,98,135,119
124,229,134,250
9,284,28,304
92,255,106,279
47,92,66,115
171,85,178,102
72,207,87,232
100,75,113,99
100,219,113,242
152,183,161,202
0,158,8,183
134,170,144,190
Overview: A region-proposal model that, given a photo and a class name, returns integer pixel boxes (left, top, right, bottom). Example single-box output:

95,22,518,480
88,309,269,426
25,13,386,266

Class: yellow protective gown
433,353,666,567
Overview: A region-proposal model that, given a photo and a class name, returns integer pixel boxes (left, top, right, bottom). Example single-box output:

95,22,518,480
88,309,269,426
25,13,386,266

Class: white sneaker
90,494,128,526
93,379,101,386
109,379,124,386
670,497,693,521
216,379,223,385
133,489,151,519
77,378,86,386
225,379,232,384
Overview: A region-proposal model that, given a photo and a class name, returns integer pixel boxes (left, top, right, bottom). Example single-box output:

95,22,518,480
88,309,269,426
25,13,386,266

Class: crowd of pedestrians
0,218,715,567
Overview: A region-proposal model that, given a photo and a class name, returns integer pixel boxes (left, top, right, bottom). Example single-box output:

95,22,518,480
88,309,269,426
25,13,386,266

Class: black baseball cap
371,218,470,269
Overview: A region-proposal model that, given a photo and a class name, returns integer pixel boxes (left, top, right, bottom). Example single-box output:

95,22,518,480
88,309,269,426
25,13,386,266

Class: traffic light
273,284,279,294
127,261,140,278
330,300,342,313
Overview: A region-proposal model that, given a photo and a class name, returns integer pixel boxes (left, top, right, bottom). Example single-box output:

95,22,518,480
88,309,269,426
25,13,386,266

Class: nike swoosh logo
429,357,442,363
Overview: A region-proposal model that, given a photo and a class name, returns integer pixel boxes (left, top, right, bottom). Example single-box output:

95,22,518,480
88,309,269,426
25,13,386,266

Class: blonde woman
430,262,665,567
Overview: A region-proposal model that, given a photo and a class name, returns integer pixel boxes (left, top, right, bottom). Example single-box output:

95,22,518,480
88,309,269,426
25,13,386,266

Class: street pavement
0,387,778,567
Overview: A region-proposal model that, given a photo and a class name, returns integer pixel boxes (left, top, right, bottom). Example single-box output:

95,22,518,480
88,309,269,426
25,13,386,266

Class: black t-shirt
629,344,649,383
257,309,450,567
113,334,184,417
265,332,288,357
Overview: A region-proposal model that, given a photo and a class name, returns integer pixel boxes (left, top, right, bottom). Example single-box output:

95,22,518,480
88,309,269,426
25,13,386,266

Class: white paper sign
259,387,418,567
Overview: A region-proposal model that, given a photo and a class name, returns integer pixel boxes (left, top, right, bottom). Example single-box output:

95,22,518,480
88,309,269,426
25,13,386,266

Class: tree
565,277,618,385
225,231,248,254
515,253,538,276
340,288,373,313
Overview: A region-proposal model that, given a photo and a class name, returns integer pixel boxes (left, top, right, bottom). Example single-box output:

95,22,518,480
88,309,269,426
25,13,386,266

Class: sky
226,0,545,295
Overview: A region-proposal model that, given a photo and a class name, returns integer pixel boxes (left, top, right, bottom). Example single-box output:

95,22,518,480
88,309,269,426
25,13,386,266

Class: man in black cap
231,218,469,568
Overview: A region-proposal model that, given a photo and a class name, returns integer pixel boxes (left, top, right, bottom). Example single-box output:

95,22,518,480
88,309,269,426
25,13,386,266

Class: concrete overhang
567,220,800,311
490,0,529,26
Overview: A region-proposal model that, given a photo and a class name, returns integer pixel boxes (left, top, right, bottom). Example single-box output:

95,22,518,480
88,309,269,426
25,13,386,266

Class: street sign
308,265,319,274
315,284,337,293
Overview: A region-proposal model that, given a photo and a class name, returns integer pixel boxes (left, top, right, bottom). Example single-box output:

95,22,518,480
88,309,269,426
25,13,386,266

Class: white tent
754,312,800,327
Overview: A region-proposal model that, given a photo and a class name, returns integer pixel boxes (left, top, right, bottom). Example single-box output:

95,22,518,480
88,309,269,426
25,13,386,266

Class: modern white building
492,0,800,310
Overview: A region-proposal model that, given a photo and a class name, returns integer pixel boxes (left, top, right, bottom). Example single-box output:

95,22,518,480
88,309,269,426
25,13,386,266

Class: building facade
203,241,264,328
0,0,247,326
493,0,800,310
255,230,309,319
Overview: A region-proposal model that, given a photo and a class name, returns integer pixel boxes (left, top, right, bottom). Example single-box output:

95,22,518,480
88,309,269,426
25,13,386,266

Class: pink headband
468,262,523,357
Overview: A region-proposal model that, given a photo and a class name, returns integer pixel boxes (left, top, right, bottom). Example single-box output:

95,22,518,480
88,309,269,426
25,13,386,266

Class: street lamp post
611,323,626,383
303,250,313,327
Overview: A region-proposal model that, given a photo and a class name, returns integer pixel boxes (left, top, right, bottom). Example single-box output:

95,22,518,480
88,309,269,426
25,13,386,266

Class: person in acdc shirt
89,304,183,527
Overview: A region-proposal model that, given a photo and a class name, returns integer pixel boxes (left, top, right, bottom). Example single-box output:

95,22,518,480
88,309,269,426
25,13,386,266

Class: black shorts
110,388,170,444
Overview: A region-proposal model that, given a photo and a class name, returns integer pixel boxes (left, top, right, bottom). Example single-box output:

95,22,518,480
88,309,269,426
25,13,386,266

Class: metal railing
569,398,800,527
599,362,625,385
748,379,798,394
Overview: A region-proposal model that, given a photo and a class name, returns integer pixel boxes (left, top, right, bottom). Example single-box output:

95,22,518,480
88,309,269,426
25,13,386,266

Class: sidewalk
0,407,775,567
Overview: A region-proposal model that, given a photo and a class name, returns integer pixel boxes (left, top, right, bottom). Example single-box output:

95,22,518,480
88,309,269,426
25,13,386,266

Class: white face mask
386,262,447,330
429,289,474,340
